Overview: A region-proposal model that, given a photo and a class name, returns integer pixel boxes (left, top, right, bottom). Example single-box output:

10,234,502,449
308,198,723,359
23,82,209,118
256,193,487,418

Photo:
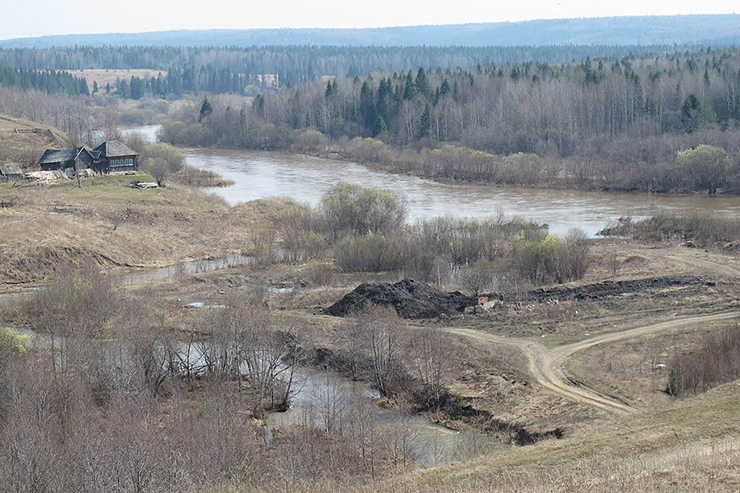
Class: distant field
69,69,167,92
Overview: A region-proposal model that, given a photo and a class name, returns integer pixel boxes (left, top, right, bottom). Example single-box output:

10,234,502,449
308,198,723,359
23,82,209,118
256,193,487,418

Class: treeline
0,67,89,95
0,45,701,86
253,49,740,150
112,67,273,99
161,47,740,192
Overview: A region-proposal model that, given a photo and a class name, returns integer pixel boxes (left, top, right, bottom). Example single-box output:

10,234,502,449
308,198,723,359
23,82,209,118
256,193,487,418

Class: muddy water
270,369,498,467
116,253,252,286
119,125,740,237
184,148,740,237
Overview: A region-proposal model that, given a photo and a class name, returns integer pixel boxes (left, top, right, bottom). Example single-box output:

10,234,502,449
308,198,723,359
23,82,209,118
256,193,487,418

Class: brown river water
124,125,740,237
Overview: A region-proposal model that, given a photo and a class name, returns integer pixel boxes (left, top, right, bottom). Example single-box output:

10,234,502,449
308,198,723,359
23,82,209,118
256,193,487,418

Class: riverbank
181,146,740,238
159,118,740,196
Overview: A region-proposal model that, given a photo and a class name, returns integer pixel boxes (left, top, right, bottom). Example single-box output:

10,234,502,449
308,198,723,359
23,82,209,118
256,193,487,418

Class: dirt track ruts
446,311,740,416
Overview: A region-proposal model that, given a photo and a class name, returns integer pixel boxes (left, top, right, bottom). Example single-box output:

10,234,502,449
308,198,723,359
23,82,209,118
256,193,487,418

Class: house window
110,158,133,167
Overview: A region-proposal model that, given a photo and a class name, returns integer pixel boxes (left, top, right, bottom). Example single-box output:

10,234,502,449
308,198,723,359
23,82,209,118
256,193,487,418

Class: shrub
304,262,335,286
601,213,740,247
667,325,740,397
140,143,185,186
334,233,406,272
510,228,589,285
320,183,406,240
0,328,27,355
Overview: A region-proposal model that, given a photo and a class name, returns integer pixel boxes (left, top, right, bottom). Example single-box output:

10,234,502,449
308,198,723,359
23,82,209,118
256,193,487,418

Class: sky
0,0,738,40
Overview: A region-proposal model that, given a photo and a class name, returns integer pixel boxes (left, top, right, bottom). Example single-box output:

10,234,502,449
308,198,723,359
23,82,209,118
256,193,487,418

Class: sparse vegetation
667,324,740,397
601,213,740,248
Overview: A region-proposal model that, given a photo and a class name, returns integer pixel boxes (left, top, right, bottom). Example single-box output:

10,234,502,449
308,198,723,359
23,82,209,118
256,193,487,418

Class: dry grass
0,114,73,165
0,175,296,290
565,320,739,408
332,380,740,492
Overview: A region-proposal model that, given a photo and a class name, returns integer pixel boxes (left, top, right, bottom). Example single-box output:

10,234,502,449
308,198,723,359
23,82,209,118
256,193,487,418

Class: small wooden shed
0,163,23,181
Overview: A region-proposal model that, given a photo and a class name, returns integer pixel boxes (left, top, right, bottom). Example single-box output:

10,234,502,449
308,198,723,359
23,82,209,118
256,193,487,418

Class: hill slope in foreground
347,381,740,492
2,14,740,48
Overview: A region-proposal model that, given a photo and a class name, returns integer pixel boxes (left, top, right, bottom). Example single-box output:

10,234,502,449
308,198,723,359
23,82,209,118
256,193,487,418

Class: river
124,125,740,237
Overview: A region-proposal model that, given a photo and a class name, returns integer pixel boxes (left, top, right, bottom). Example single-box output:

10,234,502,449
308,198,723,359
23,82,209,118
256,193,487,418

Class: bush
173,166,235,187
510,228,589,285
601,213,740,248
140,143,185,186
459,260,496,296
675,145,731,194
667,325,740,396
334,233,406,272
291,129,329,153
320,183,406,240
555,228,590,282
304,262,335,286
0,328,27,356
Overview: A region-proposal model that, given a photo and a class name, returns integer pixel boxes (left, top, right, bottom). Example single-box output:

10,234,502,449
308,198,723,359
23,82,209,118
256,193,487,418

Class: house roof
0,163,22,175
39,147,92,165
93,140,138,158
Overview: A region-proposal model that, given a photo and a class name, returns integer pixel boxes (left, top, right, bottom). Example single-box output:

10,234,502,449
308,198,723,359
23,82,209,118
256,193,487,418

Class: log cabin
91,140,138,173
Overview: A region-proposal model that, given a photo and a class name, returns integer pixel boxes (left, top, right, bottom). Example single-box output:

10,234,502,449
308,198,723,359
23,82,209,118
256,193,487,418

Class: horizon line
2,12,739,43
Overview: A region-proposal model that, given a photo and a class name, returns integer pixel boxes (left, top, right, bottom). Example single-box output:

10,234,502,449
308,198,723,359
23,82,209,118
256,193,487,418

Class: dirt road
447,311,740,415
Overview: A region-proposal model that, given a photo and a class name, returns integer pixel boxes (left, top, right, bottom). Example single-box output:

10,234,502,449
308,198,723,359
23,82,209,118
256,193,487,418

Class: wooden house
38,147,95,172
92,140,138,173
0,163,23,181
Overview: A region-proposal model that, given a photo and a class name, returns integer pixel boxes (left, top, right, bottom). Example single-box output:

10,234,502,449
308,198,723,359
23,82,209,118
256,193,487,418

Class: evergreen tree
199,96,213,122
372,114,388,137
359,81,377,131
681,93,702,132
403,71,416,100
419,104,432,138
415,67,431,97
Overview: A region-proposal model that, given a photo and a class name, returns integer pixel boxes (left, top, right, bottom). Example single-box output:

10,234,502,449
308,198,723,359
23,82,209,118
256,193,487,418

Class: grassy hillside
342,381,740,493
0,173,289,290
0,114,73,166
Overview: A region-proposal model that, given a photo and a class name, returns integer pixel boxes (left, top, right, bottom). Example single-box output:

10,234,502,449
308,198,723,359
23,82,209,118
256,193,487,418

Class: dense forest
0,44,724,87
3,14,740,47
161,47,740,193
0,67,89,95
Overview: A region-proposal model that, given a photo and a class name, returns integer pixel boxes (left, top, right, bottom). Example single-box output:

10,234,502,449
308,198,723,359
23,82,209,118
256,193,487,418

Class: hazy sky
0,0,738,40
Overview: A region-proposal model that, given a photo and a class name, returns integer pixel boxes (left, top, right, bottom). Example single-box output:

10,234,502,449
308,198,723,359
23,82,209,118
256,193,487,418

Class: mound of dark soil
325,278,475,319
524,276,706,302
